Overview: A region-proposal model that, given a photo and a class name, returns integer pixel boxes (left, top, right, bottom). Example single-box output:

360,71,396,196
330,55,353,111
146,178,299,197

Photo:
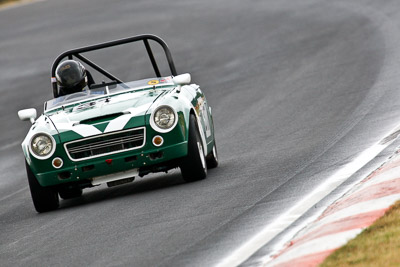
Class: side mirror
173,73,191,85
18,108,37,124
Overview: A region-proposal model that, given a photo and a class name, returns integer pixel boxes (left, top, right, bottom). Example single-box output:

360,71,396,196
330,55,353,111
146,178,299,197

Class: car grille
65,128,145,161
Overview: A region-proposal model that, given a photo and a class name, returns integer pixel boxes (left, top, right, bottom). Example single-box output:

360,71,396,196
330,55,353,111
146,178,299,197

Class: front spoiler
34,141,187,187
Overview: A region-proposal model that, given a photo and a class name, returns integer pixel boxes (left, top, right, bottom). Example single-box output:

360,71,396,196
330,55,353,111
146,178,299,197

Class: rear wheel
59,187,83,200
26,162,59,213
180,114,207,182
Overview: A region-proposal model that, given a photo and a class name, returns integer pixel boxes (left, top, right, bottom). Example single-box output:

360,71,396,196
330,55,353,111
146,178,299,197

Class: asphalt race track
2,0,400,266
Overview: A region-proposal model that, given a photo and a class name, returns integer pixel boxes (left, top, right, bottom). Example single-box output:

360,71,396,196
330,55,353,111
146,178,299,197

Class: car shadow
57,169,189,211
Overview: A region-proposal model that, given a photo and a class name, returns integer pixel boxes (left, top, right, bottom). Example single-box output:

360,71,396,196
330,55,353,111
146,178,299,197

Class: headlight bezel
29,132,56,160
150,105,178,133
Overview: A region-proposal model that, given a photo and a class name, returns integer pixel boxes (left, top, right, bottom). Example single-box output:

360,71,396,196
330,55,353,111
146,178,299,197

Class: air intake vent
79,112,125,125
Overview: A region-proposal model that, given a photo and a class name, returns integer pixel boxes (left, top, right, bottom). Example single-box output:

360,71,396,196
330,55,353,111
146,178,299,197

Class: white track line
0,186,28,202
217,125,400,267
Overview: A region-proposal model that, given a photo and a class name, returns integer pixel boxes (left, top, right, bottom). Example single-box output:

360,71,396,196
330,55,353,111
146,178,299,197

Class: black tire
59,187,83,200
25,161,59,213
206,141,218,169
180,114,207,182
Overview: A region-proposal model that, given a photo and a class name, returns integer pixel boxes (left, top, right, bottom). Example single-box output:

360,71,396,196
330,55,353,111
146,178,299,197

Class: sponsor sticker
148,80,159,85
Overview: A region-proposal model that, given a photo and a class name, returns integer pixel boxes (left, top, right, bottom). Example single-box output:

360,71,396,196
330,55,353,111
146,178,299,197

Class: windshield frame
44,77,175,113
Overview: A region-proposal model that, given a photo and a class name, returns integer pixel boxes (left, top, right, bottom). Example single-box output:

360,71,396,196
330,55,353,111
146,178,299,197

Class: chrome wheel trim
213,145,218,162
197,141,206,170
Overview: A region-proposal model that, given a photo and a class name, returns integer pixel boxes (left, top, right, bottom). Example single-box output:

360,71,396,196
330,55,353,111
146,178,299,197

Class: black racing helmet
55,60,88,94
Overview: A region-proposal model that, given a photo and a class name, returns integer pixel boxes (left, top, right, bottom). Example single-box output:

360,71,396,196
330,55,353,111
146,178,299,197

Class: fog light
52,157,63,169
152,135,164,147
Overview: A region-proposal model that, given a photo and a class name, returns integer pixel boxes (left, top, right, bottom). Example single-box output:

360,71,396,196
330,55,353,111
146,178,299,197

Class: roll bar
51,34,178,98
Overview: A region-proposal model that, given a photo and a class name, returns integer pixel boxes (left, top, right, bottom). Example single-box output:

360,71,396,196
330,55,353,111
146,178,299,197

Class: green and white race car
18,34,218,212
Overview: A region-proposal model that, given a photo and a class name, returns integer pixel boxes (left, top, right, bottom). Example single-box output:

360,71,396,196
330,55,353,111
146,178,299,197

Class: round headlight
151,106,177,132
30,133,55,159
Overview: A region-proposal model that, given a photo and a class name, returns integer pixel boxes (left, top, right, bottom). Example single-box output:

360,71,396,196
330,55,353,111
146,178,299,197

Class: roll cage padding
51,34,178,98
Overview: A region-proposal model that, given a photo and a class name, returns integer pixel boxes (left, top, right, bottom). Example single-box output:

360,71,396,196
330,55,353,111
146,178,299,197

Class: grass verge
0,0,21,8
321,200,400,267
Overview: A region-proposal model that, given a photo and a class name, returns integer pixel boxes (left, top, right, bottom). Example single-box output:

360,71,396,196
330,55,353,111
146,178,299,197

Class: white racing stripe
104,114,132,133
55,103,152,136
104,104,151,133
217,125,400,267
72,124,102,137
58,122,102,137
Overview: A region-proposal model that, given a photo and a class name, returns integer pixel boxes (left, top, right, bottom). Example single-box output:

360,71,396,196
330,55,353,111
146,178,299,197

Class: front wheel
26,162,59,213
180,114,207,182
59,187,83,200
206,141,218,169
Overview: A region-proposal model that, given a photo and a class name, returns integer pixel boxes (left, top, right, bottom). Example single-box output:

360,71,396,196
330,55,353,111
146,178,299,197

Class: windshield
45,77,174,111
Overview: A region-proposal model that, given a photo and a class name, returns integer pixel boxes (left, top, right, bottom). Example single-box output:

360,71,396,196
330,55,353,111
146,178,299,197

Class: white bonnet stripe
72,124,102,137
104,114,132,133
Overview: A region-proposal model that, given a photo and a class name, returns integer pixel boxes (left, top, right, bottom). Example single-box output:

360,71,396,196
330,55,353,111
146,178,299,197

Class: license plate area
107,177,135,187
91,168,138,186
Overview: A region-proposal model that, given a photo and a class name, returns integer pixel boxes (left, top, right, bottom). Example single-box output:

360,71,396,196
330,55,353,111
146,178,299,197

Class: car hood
47,90,165,141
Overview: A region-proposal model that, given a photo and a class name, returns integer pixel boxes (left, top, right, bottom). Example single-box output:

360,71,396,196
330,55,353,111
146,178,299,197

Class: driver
55,60,95,96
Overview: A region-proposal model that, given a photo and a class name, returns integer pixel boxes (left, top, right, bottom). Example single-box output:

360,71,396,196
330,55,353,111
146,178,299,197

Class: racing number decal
191,86,212,140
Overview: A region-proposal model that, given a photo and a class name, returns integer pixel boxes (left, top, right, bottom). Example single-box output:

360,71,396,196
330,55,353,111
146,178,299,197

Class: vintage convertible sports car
18,34,218,212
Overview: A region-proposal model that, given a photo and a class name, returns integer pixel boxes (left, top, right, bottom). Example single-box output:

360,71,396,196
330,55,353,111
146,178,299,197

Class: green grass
0,0,21,6
321,200,400,267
